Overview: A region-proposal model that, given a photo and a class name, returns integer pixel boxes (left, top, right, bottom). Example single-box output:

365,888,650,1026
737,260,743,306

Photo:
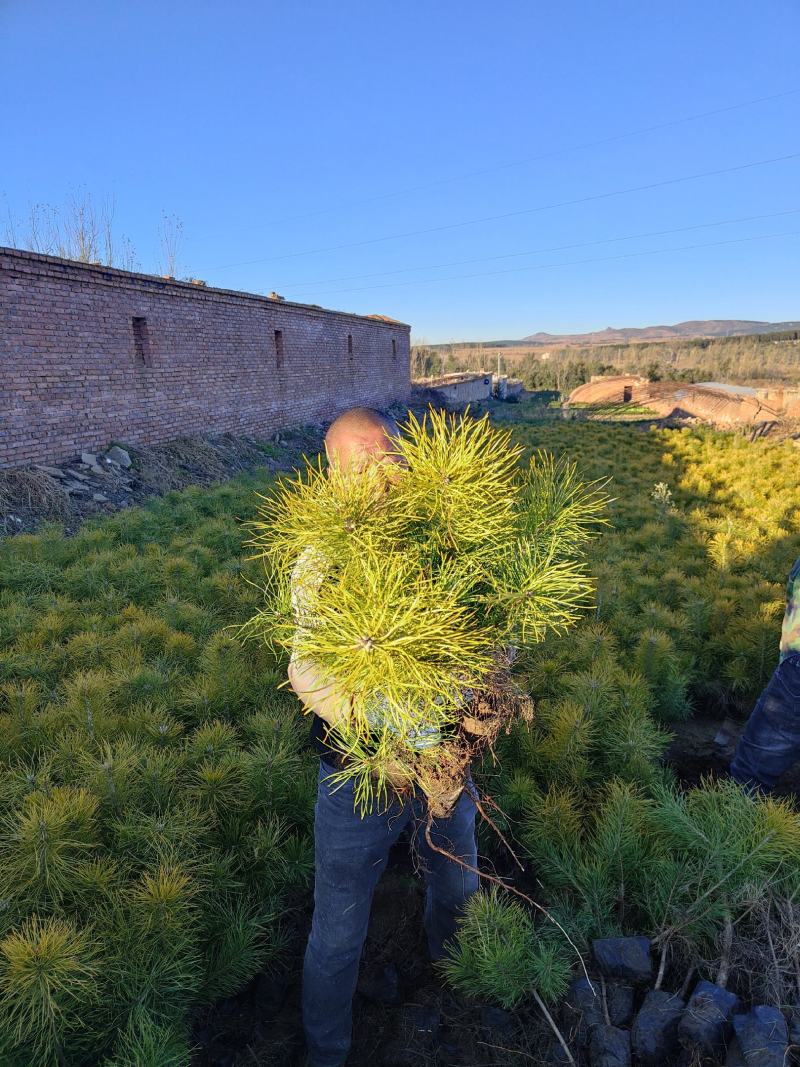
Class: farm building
0,247,411,468
419,371,493,405
566,375,784,426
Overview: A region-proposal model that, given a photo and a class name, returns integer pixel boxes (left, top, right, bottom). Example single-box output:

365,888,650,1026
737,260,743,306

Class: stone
64,482,90,495
725,1005,788,1067
106,445,132,468
606,982,635,1028
631,989,684,1065
34,464,65,478
592,937,653,985
92,493,109,503
67,469,89,481
678,979,739,1061
562,976,604,1048
549,1040,576,1065
480,1004,514,1037
589,1024,631,1067
80,452,105,475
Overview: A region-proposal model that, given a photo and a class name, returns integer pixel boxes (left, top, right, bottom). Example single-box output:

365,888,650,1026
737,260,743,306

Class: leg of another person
302,762,411,1067
730,653,800,792
412,780,480,962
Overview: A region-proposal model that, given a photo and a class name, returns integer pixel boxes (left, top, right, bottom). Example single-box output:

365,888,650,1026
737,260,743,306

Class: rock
33,465,65,478
549,1040,576,1065
607,982,635,1027
563,976,604,1047
592,937,653,985
632,989,684,1065
64,482,90,495
92,493,109,503
67,469,89,481
106,445,132,468
589,1024,631,1066
80,452,105,475
480,1004,514,1037
725,1006,788,1067
678,979,739,1061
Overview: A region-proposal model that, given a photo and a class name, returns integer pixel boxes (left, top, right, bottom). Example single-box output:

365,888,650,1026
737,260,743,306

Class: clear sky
2,0,798,342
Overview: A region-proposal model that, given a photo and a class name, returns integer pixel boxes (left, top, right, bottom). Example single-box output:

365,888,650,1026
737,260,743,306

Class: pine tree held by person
243,406,608,815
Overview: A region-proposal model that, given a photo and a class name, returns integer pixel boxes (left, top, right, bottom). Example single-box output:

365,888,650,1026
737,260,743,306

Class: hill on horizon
441,319,800,348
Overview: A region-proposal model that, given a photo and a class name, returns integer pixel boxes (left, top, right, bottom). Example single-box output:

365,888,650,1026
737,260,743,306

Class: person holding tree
288,407,480,1067
730,556,800,792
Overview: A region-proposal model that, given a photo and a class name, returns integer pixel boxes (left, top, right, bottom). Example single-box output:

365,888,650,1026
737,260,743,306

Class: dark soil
191,835,552,1067
190,702,800,1067
664,710,800,800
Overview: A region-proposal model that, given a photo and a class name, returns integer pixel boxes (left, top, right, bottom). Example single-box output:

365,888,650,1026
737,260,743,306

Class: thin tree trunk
532,988,575,1066
655,942,668,991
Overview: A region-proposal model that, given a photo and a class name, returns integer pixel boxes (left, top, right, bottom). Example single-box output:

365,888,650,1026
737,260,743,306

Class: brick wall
0,247,411,468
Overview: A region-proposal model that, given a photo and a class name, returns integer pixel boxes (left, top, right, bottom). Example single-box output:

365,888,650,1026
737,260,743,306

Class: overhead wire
201,151,800,270
295,229,800,298
248,86,800,226
277,208,800,291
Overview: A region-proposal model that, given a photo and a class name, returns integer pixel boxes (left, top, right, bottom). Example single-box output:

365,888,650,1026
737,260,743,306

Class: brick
0,246,411,467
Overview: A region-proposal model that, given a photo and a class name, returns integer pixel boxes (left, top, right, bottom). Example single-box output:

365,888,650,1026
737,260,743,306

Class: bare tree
4,190,144,271
158,212,183,277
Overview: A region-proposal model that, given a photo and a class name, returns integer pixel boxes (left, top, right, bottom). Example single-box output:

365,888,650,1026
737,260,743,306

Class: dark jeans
302,759,479,1067
730,652,800,792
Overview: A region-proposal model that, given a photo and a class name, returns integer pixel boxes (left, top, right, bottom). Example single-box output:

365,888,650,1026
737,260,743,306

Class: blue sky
2,0,798,342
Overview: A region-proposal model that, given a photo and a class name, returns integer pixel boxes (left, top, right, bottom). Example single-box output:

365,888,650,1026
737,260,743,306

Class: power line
202,151,800,270
295,229,800,297
278,208,800,291
254,86,800,227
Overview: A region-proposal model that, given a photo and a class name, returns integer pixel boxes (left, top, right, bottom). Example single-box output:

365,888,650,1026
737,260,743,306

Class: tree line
412,332,800,394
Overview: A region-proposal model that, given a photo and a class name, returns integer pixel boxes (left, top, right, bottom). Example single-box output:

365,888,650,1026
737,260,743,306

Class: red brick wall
0,247,411,468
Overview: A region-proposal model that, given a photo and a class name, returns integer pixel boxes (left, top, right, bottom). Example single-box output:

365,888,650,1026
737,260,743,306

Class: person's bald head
324,407,399,472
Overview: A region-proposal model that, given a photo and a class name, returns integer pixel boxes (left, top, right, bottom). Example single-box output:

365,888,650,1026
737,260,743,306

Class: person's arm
287,653,351,729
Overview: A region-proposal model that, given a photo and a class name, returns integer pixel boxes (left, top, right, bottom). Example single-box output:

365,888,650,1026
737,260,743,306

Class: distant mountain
514,320,800,346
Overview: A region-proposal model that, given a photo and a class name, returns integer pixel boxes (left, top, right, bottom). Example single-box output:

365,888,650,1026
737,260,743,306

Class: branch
422,805,595,993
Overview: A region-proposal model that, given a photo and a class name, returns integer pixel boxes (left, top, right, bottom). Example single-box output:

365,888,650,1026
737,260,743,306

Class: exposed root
422,801,595,993
466,780,525,872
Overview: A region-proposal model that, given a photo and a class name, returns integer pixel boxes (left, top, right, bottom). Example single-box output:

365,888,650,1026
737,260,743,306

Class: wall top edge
0,246,410,331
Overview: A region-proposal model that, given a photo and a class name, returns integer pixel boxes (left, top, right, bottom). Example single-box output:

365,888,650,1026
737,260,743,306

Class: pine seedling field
0,477,316,1065
2,409,800,1062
